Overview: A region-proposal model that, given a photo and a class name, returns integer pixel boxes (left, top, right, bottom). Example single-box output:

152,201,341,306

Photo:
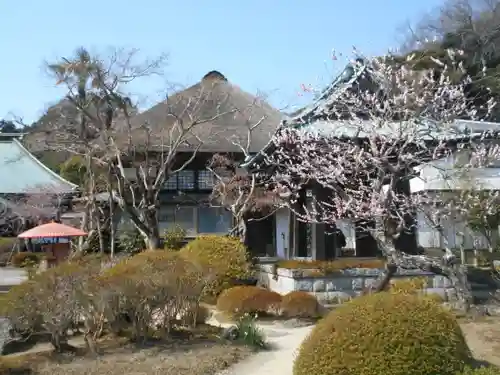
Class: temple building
0,133,77,234
243,59,500,261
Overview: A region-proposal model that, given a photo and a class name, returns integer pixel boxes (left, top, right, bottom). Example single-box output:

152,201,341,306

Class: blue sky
0,0,443,124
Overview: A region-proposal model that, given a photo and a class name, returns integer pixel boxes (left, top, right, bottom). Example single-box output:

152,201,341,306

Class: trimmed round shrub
180,235,252,298
280,291,320,319
293,292,472,375
216,286,282,317
390,276,445,303
390,277,428,294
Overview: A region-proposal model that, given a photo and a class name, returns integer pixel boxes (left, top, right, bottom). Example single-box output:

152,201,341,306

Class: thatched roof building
25,71,282,156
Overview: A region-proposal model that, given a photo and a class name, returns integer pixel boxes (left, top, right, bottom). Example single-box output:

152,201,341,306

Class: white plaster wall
416,209,490,250
410,149,500,192
336,219,356,250
416,211,442,248
275,208,289,259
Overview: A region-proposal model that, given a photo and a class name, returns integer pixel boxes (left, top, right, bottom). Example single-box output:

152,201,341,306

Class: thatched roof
23,99,81,154
109,71,283,153
24,98,138,155
25,71,282,156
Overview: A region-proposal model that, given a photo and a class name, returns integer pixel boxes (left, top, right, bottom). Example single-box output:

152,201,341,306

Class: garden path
209,317,314,375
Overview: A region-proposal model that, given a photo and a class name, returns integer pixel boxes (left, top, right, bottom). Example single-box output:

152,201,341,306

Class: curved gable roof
0,135,77,194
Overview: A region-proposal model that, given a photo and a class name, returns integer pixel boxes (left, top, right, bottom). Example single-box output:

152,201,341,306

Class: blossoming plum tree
263,49,498,309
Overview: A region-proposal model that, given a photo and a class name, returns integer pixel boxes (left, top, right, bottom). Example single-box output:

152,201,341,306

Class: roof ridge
287,59,368,126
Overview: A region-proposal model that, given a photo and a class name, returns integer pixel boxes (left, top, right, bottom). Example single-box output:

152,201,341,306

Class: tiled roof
293,119,500,140
242,58,500,169
0,135,77,194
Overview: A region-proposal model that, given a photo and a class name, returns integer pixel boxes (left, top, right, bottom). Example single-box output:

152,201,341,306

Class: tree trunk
370,262,398,293
147,235,161,250
107,166,116,258
142,206,160,250
230,216,247,244
84,330,98,355
109,196,115,258
96,213,104,254
374,231,473,311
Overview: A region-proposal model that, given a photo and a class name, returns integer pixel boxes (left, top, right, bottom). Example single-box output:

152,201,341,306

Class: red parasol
18,222,87,239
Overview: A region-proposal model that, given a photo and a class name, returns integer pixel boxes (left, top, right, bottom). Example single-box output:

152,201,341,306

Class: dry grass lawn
1,341,252,375
39,343,251,375
0,324,253,375
4,318,500,374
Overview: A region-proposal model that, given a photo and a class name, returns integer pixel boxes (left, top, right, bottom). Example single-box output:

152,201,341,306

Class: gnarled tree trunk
371,232,472,311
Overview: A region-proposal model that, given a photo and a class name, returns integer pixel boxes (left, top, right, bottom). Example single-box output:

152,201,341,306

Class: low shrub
10,252,42,268
181,304,211,326
2,261,94,352
100,251,209,339
163,225,186,250
216,286,282,317
293,292,472,375
1,280,40,334
117,227,144,254
180,235,252,298
280,291,320,319
0,237,16,256
278,259,385,274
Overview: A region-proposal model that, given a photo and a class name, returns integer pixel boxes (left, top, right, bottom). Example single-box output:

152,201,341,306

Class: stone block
351,278,364,290
325,277,353,291
363,277,378,289
446,288,457,302
277,268,295,278
397,269,433,277
295,279,313,292
425,288,448,301
313,279,326,292
315,291,354,304
342,268,382,277
424,276,434,289
432,276,452,289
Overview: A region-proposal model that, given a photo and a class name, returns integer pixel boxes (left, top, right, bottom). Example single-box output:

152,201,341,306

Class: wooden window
178,170,195,190
198,206,232,233
163,170,196,191
158,205,232,236
158,206,196,236
198,170,215,190
163,175,178,190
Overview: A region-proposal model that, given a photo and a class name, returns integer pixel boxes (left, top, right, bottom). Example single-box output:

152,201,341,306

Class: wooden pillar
288,210,295,259
394,170,418,254
312,223,326,260
355,220,378,257
311,183,328,260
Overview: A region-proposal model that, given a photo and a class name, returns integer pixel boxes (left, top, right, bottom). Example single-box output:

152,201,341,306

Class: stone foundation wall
256,264,456,302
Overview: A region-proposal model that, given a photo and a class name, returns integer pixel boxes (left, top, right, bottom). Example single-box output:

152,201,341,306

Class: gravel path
0,267,27,287
209,317,314,375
